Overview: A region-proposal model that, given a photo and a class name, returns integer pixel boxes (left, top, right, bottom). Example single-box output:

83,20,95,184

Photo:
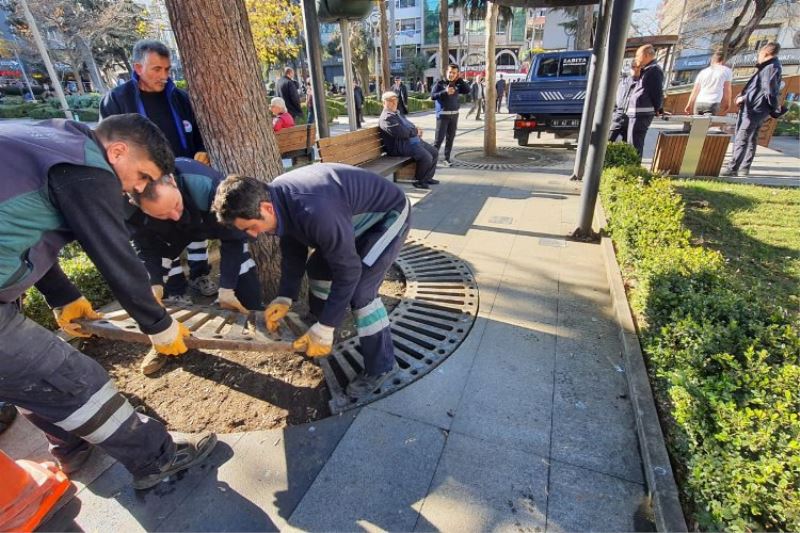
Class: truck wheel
517,134,530,147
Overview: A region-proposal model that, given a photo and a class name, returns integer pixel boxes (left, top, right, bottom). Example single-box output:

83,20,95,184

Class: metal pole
301,0,330,137
340,19,358,131
570,0,611,181
20,0,72,119
389,0,396,71
11,40,36,102
574,0,635,237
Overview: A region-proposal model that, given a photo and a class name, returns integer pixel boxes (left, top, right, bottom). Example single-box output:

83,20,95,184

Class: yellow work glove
148,318,191,356
152,284,164,306
293,322,334,358
264,296,291,332
218,288,248,314
53,297,103,338
194,151,210,165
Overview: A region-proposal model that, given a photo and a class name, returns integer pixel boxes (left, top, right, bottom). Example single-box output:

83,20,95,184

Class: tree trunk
721,0,776,59
78,37,107,94
379,0,391,92
438,0,448,78
574,5,594,50
484,2,498,156
70,63,85,95
164,0,284,299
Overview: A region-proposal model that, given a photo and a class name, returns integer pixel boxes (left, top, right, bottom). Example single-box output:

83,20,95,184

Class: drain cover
323,239,479,413
450,146,573,171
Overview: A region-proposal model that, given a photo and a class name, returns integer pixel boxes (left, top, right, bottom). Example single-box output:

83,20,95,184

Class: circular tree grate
321,239,479,413
450,146,574,171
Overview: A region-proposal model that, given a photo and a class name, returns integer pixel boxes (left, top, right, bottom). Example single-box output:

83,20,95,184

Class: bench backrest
275,123,316,156
317,127,384,166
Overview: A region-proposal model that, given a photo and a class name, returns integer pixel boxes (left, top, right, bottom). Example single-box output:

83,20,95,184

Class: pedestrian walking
685,51,732,116
721,42,785,177
431,64,470,167
466,75,485,120
354,81,365,128
392,76,409,115
495,74,507,112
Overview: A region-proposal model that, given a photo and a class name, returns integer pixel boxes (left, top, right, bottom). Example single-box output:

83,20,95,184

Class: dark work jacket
379,108,421,156
276,75,303,118
613,75,636,120
431,78,470,117
626,61,664,117
354,86,364,109
741,57,783,116
99,73,205,158
125,159,249,291
0,119,170,335
268,163,409,328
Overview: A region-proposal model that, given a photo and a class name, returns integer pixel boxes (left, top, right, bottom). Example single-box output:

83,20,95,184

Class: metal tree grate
323,239,479,413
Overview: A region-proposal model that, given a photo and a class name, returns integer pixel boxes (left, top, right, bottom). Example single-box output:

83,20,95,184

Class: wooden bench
275,123,316,164
316,126,417,182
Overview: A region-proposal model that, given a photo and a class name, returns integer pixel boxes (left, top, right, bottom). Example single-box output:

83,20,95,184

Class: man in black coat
276,67,303,119
625,45,664,158
721,42,785,177
379,92,439,189
354,81,365,128
392,76,409,115
431,64,471,167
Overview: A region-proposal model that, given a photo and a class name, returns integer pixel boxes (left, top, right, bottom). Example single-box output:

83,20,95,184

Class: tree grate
323,239,479,413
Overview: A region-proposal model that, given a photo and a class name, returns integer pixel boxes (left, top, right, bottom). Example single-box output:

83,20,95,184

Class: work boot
140,349,169,376
188,275,218,297
132,432,218,490
737,168,750,177
55,443,93,474
162,293,193,307
0,402,17,435
346,363,400,401
412,181,429,189
719,166,736,177
427,178,440,185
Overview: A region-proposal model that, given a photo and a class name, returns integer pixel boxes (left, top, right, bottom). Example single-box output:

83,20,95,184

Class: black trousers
627,114,654,158
608,115,629,142
728,108,768,171
409,141,439,182
434,114,459,161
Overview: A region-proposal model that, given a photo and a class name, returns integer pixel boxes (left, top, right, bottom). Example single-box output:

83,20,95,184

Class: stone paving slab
287,407,446,532
415,431,548,532
546,460,651,533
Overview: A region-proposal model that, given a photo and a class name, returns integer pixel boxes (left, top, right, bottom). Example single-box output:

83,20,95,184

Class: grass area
674,179,800,315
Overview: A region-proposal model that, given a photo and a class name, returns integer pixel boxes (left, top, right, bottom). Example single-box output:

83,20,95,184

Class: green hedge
24,243,113,330
600,166,800,531
0,101,98,121
604,141,641,168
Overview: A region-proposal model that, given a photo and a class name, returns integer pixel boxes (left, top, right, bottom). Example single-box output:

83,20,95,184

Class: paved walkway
5,109,795,531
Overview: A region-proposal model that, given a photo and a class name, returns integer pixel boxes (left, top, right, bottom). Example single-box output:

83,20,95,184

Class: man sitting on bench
378,91,439,189
126,157,263,375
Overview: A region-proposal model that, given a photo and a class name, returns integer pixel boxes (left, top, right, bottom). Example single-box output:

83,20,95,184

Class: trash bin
651,130,731,177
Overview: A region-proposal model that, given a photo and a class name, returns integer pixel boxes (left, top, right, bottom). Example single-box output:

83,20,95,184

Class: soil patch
82,266,405,433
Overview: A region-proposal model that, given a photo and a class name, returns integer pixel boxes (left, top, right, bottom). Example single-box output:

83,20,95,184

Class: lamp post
368,11,381,94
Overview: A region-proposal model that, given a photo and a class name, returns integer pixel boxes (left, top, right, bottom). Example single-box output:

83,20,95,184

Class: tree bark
574,5,594,50
164,0,284,299
438,0,449,78
379,0,391,92
78,37,107,94
721,0,776,59
483,1,497,156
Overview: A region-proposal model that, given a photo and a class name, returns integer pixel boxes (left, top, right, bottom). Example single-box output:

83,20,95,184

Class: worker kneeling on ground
0,115,216,490
126,157,263,375
213,163,410,401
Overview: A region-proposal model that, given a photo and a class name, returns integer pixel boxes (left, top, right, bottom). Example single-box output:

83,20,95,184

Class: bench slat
319,139,383,164
317,127,381,148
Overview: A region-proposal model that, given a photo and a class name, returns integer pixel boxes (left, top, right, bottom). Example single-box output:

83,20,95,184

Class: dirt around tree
81,266,405,433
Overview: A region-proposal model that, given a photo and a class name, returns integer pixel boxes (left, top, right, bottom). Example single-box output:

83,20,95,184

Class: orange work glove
264,297,291,332
148,319,191,356
193,151,210,165
293,322,334,358
53,296,102,338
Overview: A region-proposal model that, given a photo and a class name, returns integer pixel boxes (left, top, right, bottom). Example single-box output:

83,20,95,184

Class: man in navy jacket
212,164,411,401
722,42,785,177
625,45,664,158
431,64,471,167
379,92,439,189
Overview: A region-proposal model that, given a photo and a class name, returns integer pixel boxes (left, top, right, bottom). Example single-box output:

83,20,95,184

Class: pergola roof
625,35,680,50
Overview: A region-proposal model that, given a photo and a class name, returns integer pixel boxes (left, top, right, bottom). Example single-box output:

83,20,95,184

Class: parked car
508,51,591,145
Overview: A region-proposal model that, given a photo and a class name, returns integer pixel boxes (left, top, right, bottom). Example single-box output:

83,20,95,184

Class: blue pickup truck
508,51,591,146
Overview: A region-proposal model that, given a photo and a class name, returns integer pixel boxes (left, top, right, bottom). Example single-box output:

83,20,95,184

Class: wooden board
77,303,298,352
276,124,316,156
651,131,730,176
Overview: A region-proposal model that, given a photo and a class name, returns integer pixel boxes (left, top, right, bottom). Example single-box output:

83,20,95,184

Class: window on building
396,18,420,33
448,20,461,36
497,18,509,35
396,0,416,7
534,26,544,43
396,47,402,60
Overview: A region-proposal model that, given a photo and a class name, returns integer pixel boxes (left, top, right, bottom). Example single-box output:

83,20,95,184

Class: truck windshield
535,55,589,78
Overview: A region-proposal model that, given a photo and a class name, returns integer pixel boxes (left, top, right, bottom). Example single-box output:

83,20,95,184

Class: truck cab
508,51,591,146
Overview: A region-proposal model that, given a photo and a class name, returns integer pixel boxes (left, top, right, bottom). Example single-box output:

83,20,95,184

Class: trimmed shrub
26,105,64,120
600,164,800,531
407,96,434,112
24,243,114,330
47,93,102,111
362,98,382,116
604,141,641,168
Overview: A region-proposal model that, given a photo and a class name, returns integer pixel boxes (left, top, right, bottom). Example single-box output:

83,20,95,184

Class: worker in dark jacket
354,81,365,128
212,164,411,401
625,45,664,158
379,91,439,189
276,67,303,119
0,115,216,490
721,42,785,177
126,158,263,375
431,64,471,167
609,62,640,142
101,39,215,304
